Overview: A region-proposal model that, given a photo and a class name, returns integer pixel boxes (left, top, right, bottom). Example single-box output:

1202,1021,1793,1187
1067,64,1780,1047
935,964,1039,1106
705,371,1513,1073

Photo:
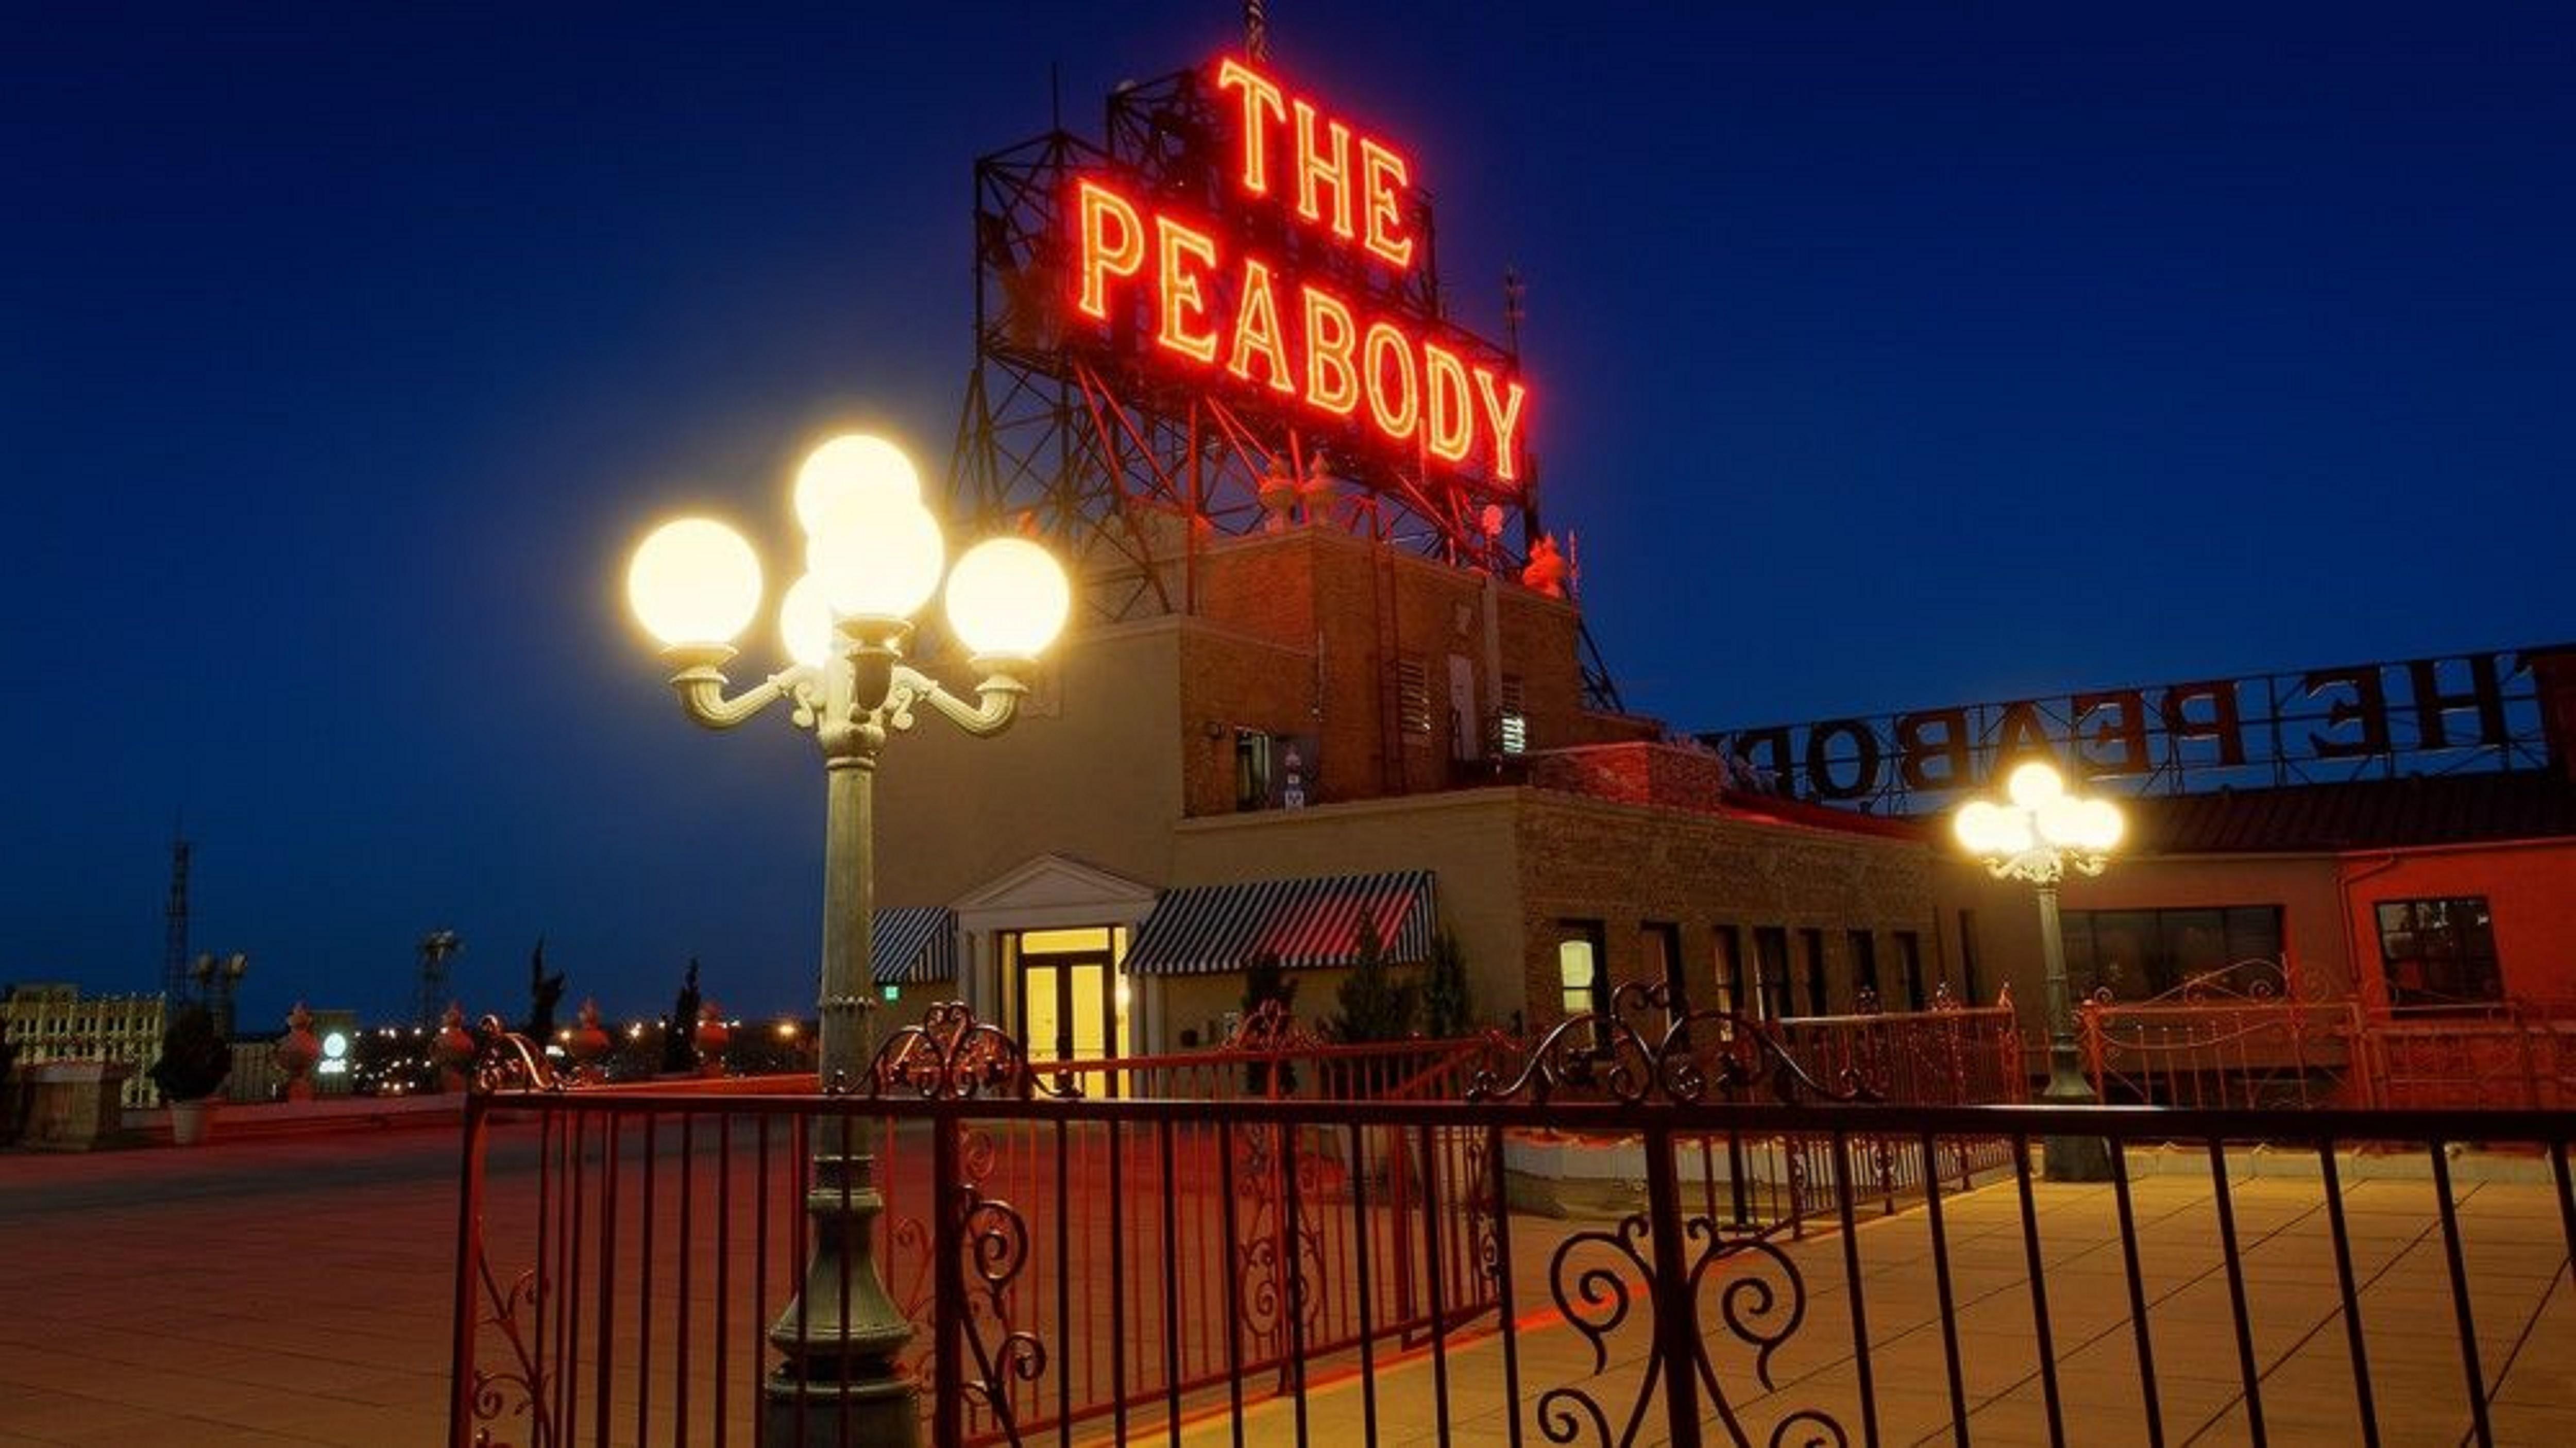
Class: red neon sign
1071,57,1529,489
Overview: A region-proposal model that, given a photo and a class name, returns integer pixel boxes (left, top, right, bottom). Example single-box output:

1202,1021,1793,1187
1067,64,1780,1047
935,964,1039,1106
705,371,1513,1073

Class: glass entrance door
1020,956,1109,1065
1009,924,1130,1074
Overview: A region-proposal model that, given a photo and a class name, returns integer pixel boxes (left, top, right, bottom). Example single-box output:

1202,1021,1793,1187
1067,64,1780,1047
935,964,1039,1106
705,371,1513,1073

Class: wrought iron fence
453,988,2576,1447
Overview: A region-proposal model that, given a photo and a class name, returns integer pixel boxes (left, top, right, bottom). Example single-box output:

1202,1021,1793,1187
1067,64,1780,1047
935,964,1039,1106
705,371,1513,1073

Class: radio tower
415,931,461,1028
162,833,192,1002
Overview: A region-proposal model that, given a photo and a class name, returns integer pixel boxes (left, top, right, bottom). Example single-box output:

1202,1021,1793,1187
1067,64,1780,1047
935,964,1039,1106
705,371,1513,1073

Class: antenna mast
162,833,192,1002
416,930,461,1028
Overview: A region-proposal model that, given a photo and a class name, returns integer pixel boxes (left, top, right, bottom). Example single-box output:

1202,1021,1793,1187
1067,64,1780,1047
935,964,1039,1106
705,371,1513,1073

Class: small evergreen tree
660,959,703,1074
1421,929,1473,1039
523,938,566,1043
1331,914,1418,1044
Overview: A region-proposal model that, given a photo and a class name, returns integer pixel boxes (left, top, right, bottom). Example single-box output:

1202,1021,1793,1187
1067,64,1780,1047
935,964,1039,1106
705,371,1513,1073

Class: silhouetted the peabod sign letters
1703,648,2551,808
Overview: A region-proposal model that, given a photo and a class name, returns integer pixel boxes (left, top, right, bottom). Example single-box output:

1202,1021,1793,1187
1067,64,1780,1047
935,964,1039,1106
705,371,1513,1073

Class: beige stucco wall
871,615,1190,908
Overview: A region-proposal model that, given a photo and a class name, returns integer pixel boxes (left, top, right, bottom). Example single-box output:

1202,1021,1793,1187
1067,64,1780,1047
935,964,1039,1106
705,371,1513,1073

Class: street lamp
625,431,1071,1445
191,951,248,1037
1954,760,2123,1182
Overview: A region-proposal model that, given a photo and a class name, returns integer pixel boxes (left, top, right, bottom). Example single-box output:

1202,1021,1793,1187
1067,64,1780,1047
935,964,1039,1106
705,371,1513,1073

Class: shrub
150,1004,232,1103
1421,929,1473,1039
1331,914,1417,1045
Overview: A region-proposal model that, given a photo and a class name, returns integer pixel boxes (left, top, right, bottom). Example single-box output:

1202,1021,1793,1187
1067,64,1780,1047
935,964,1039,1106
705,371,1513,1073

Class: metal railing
2080,962,2576,1112
452,988,2576,1447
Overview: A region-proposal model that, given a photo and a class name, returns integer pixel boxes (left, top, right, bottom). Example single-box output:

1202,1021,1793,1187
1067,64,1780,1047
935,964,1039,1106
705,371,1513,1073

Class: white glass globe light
2034,793,2090,849
1954,801,2001,854
806,492,945,620
2005,760,2065,810
1987,807,2035,856
778,572,835,668
945,536,1071,659
628,518,762,648
794,434,921,537
2080,797,2126,853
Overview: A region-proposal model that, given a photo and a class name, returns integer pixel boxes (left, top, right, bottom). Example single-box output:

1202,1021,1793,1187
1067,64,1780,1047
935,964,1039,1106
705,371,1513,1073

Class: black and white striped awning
871,907,957,985
1125,871,1437,976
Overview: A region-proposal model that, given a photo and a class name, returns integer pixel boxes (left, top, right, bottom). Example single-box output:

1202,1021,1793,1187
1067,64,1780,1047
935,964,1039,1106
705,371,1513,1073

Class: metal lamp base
762,1153,921,1447
760,1374,919,1448
2039,1074,2115,1183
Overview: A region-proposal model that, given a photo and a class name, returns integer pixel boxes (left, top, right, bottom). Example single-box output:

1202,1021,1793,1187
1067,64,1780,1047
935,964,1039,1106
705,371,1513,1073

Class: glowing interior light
2005,760,2066,810
945,536,1071,659
807,492,945,620
793,435,920,536
779,572,835,668
628,518,761,648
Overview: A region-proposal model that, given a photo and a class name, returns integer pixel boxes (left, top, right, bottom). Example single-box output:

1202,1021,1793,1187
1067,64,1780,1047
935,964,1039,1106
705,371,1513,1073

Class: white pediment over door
951,853,1161,936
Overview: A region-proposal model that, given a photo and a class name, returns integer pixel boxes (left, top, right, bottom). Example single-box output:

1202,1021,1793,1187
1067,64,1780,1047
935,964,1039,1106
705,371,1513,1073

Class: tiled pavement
3,1127,2571,1446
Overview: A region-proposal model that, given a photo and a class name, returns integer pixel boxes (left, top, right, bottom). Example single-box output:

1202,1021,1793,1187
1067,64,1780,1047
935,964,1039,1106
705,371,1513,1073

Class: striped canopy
1125,871,1437,976
870,907,957,985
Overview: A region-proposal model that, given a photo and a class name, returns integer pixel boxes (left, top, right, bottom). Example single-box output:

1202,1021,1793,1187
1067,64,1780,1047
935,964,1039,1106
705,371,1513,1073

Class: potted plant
150,1003,233,1144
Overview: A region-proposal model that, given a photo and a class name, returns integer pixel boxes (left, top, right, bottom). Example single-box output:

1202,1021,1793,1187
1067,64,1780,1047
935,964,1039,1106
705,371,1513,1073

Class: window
1800,929,1828,1016
1397,657,1433,735
1558,922,1607,1023
1753,928,1791,1020
2059,904,2283,1000
1234,730,1273,812
1896,931,1926,1011
1848,930,1880,1004
1643,921,1684,1015
1498,676,1528,754
2375,897,2501,1007
1711,926,1743,1019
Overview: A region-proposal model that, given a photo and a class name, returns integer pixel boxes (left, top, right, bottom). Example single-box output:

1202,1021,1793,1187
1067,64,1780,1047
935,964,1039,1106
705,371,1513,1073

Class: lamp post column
2034,880,2112,1181
820,746,881,1088
763,690,918,1445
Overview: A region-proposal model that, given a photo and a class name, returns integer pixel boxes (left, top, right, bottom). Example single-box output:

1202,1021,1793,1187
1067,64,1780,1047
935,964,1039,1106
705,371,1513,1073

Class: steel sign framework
947,56,1621,708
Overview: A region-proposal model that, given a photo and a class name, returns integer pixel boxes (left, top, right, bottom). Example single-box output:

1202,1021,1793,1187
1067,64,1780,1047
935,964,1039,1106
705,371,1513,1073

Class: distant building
2,983,167,1109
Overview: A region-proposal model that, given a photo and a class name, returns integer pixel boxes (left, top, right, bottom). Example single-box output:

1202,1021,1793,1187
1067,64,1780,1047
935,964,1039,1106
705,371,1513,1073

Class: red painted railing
2079,962,2576,1112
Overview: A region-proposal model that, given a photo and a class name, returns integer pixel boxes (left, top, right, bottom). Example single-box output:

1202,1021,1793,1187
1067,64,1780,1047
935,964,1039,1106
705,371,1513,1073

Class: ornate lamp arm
662,647,815,731
888,661,1033,738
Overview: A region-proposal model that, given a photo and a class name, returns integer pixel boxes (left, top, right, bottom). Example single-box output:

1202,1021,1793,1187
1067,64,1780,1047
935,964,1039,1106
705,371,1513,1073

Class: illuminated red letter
1301,284,1360,416
1226,257,1296,394
1363,322,1420,442
1359,138,1415,270
1292,98,1355,241
1214,59,1288,197
1472,366,1528,483
1422,341,1472,462
1073,180,1144,321
1153,214,1221,363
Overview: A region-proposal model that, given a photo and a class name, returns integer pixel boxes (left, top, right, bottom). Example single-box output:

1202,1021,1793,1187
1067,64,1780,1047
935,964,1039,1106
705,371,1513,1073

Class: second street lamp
1955,760,2123,1183
625,432,1071,1446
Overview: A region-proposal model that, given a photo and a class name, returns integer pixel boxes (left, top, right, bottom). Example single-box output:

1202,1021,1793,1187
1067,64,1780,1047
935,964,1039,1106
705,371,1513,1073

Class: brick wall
1183,527,1649,812
1514,792,1943,1030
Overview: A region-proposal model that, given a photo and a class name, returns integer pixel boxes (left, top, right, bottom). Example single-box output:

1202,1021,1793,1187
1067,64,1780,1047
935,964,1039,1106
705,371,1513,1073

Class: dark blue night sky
6,3,2568,1024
